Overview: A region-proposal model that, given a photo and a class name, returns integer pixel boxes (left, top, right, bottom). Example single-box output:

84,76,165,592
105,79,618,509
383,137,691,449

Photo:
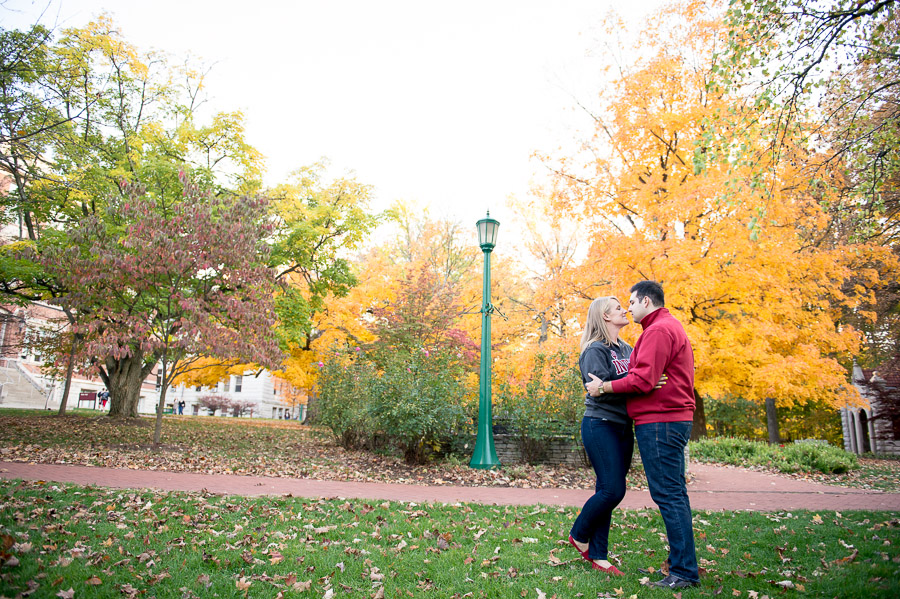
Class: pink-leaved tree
37,175,283,444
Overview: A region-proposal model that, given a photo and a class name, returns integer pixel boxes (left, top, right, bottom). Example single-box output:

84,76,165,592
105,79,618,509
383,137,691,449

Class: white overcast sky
2,0,665,236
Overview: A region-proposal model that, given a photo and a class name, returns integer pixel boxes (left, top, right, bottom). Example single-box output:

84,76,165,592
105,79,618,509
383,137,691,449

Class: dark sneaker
638,559,670,576
647,574,700,589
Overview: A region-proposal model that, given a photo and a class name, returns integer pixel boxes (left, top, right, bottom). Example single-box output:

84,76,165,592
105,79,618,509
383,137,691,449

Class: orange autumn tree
357,206,485,358
491,195,594,389
539,0,868,439
297,207,489,389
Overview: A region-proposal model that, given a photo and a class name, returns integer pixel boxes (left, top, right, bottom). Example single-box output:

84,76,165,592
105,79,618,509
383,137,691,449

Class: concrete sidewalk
2,461,898,511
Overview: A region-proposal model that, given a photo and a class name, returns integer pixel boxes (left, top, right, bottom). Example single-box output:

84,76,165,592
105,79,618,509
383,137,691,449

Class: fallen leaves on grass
0,414,613,489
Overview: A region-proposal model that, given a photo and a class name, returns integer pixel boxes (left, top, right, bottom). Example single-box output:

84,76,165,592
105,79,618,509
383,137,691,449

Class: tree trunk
152,359,168,448
765,397,780,444
56,337,77,416
105,350,146,418
690,388,707,440
538,313,548,344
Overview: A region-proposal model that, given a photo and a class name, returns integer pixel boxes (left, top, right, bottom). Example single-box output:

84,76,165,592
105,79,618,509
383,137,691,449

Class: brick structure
842,358,900,455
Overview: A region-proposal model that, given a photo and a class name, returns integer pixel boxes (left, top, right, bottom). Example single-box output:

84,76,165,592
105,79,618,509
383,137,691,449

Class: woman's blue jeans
635,421,699,582
570,417,633,559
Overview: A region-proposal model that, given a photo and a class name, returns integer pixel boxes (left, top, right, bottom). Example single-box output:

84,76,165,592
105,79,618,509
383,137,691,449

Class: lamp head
476,211,499,251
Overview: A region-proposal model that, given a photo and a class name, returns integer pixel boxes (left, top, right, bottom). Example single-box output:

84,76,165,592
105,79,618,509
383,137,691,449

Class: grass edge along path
1,479,899,599
3,460,899,512
3,409,900,494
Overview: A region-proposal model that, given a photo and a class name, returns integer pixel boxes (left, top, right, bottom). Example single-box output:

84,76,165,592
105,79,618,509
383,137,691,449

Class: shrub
368,348,469,464
689,436,858,474
197,394,232,416
690,436,762,463
496,350,584,464
315,354,376,449
315,346,473,463
704,396,843,445
780,442,858,474
230,399,258,417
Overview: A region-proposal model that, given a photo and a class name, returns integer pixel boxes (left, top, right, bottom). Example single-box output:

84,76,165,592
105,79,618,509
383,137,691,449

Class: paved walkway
2,461,898,511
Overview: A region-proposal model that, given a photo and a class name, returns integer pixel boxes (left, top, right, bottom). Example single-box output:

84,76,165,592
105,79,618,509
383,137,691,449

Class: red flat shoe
591,561,624,576
568,535,589,560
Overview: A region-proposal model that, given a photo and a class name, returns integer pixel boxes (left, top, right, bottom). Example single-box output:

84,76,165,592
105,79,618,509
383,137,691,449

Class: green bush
704,396,843,445
781,441,858,474
368,348,469,464
690,436,859,474
496,350,584,464
316,346,472,463
314,353,376,449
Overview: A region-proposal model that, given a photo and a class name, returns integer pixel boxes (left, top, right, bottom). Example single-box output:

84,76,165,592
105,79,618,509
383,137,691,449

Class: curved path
1,461,897,511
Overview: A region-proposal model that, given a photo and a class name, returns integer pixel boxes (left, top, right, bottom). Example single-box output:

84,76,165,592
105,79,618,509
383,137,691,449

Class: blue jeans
570,417,633,559
635,421,699,582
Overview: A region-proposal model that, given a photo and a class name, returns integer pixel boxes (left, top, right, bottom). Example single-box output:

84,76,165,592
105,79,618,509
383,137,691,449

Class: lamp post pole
470,212,500,469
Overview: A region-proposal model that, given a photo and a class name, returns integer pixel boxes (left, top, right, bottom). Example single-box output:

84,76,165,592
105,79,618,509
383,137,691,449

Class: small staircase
0,363,50,409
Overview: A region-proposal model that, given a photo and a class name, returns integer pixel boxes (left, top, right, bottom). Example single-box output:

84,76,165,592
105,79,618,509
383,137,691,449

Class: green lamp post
470,211,501,469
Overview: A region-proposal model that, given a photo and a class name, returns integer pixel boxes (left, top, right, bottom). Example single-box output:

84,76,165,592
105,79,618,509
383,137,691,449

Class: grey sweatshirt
578,339,633,424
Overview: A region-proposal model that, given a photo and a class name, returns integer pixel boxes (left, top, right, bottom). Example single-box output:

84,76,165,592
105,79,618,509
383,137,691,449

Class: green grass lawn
0,479,897,598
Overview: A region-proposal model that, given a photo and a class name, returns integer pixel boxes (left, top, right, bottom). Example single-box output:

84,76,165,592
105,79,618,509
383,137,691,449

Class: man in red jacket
586,280,699,589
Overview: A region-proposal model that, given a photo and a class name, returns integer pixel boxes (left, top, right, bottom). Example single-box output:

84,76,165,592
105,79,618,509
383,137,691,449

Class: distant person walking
586,280,699,589
98,390,109,410
177,400,185,415
568,296,633,576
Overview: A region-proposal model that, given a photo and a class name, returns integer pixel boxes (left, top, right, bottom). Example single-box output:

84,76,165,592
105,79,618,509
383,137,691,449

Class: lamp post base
469,432,500,469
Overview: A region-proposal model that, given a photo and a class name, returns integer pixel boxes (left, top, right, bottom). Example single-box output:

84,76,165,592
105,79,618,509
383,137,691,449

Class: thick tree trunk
765,397,780,444
691,388,707,440
105,350,146,418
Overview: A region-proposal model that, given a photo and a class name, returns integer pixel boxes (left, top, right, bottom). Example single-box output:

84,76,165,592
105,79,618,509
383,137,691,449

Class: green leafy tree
1,16,267,411
267,162,382,390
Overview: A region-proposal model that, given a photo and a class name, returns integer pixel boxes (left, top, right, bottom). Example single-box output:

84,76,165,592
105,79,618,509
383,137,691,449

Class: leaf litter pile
1,479,898,599
0,413,629,490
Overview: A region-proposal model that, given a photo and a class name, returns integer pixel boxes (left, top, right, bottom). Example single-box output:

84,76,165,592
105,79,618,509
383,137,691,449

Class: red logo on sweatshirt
610,351,630,375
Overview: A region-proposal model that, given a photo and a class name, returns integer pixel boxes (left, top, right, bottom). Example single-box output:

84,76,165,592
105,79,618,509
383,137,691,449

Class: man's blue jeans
635,421,699,582
570,417,633,559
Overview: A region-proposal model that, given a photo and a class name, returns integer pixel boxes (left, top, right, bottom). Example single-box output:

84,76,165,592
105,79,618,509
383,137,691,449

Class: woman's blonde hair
580,296,621,354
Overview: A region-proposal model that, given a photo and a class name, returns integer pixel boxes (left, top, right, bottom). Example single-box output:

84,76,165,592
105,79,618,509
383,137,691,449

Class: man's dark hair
630,280,665,307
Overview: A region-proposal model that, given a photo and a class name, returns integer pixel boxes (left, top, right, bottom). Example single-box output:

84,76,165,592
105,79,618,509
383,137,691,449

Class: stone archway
859,409,871,453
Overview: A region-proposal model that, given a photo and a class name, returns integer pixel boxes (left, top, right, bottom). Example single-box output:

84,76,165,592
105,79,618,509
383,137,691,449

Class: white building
164,371,306,421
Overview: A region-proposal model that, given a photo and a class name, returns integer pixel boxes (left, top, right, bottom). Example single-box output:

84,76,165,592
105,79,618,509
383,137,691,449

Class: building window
234,375,242,393
224,377,230,392
195,386,201,392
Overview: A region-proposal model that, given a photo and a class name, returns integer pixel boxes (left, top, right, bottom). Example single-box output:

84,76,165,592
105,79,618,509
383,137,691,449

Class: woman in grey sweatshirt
568,296,633,576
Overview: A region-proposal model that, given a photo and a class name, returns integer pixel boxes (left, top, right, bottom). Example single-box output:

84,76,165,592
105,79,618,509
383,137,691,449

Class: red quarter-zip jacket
608,307,695,425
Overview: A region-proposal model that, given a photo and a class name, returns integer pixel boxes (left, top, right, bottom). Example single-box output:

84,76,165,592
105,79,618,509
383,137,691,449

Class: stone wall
491,434,690,475
492,434,589,467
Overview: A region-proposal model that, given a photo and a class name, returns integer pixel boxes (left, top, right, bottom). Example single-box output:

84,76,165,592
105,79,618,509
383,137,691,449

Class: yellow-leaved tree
538,0,880,440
